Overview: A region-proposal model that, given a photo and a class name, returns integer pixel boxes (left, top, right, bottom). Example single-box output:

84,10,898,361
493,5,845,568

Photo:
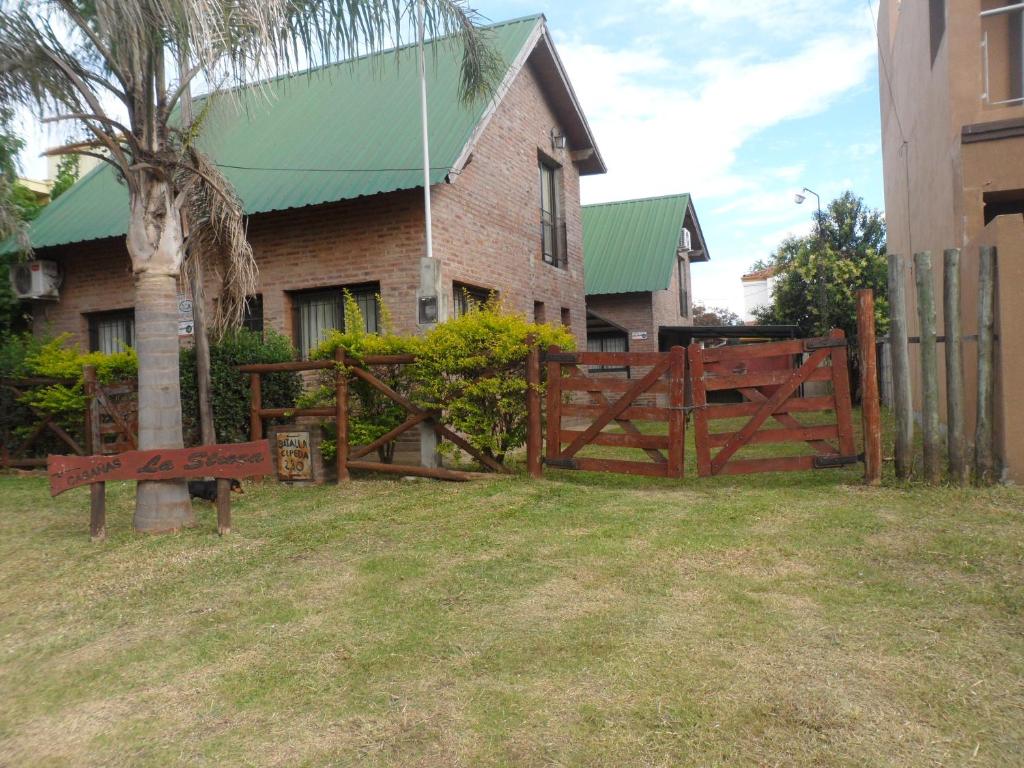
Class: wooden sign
48,440,273,496
276,431,313,481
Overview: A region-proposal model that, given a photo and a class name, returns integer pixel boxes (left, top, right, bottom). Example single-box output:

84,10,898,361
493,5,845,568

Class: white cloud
563,32,876,201
553,3,878,313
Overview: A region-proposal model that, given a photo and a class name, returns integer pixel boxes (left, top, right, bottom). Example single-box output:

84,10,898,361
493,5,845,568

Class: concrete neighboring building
878,0,1024,480
582,194,709,357
740,266,776,324
12,15,604,355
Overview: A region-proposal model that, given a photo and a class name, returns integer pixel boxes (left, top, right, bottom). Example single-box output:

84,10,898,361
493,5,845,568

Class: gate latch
543,457,579,470
813,454,863,469
804,338,849,351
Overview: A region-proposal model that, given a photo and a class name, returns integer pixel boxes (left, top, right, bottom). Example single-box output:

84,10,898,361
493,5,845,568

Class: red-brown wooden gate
542,346,687,478
687,330,858,476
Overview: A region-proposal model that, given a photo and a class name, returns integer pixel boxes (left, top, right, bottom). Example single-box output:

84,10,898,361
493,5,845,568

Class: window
678,257,690,317
453,282,492,317
929,0,945,65
560,307,571,328
539,158,566,268
243,295,264,334
534,301,546,324
587,331,628,372
292,284,379,358
88,309,134,354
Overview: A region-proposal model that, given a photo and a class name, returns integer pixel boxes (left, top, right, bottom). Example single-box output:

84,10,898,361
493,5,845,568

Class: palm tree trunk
133,270,194,531
127,178,194,533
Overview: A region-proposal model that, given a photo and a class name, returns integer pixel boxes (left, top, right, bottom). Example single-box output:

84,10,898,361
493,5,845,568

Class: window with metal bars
539,158,566,268
242,295,264,334
291,284,379,358
87,309,134,354
453,282,493,317
587,331,629,372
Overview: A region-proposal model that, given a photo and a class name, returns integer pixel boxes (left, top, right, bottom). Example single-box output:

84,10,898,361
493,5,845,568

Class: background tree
0,106,38,335
691,301,742,327
0,0,500,532
754,191,889,340
48,154,78,201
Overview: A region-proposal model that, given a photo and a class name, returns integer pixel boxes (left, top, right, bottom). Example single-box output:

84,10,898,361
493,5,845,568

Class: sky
479,0,886,313
14,0,886,316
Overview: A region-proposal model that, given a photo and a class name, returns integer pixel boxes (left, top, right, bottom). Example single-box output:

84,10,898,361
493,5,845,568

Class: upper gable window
539,158,566,269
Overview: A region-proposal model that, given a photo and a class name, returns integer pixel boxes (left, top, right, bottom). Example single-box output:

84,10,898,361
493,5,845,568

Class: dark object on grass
187,479,243,502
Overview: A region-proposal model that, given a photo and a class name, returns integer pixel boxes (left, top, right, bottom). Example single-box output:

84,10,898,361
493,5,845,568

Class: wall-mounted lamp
550,128,567,151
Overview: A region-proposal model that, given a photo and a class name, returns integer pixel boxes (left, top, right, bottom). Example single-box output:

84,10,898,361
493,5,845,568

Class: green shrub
0,333,46,452
413,299,574,464
300,295,570,467
180,329,301,445
301,294,421,463
16,334,138,435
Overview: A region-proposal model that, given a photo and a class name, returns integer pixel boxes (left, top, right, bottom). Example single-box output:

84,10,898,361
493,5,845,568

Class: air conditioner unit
10,260,61,300
679,227,693,253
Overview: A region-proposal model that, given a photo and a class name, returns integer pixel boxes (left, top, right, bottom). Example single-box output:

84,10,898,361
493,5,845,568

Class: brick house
17,15,604,356
582,194,709,358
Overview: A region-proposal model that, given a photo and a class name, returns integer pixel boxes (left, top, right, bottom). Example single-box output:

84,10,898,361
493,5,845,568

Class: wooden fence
239,350,513,483
240,314,885,485
1,368,136,470
888,247,998,484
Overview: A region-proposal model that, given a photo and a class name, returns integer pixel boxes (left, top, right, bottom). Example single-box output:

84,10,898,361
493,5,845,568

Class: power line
215,162,458,174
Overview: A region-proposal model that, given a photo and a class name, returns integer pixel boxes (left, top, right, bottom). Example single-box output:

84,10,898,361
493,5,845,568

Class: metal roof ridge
582,192,691,209
188,14,545,102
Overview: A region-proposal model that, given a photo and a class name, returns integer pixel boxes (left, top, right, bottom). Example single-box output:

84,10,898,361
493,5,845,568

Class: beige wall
879,0,1024,480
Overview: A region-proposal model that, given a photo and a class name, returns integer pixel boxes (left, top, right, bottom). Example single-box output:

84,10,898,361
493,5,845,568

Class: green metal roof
19,16,546,252
583,194,692,295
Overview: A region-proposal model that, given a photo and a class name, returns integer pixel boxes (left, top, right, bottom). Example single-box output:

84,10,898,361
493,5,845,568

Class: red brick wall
585,293,655,352
29,49,589,350
651,254,692,332
433,59,587,347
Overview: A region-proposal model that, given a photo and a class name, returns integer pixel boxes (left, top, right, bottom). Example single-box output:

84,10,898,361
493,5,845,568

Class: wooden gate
543,346,686,477
688,330,858,476
0,368,137,469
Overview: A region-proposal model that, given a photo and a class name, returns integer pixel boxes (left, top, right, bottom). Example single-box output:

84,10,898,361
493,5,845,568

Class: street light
795,186,827,329
794,187,820,215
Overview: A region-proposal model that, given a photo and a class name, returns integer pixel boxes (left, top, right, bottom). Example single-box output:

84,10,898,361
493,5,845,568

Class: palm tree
0,0,500,532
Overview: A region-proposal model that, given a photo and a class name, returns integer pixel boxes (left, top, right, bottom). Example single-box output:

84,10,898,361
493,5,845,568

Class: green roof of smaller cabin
583,193,704,296
15,14,603,254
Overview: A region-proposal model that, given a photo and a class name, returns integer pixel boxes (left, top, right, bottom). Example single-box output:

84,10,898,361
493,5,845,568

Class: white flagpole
417,0,434,260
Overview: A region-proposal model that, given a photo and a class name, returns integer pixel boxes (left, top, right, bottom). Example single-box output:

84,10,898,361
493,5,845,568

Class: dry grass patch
1,466,1022,766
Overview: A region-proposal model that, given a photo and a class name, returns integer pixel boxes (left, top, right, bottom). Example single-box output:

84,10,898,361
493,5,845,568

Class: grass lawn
1,431,1023,765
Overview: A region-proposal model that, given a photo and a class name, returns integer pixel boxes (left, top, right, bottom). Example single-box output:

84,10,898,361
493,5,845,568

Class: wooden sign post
48,440,273,538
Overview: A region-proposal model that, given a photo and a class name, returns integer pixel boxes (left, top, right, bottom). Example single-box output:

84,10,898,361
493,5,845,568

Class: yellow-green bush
301,295,573,467
413,299,573,463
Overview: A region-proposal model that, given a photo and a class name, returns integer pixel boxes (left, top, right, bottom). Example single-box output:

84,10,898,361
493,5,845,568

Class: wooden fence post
943,249,968,484
545,346,562,465
526,342,543,479
857,290,882,486
668,346,686,479
915,251,941,484
83,365,106,541
975,245,997,484
249,373,263,441
887,253,914,479
335,347,350,483
687,343,711,478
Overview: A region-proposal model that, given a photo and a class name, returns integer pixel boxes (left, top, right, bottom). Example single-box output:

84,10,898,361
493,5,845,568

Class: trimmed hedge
180,329,301,445
0,329,300,456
